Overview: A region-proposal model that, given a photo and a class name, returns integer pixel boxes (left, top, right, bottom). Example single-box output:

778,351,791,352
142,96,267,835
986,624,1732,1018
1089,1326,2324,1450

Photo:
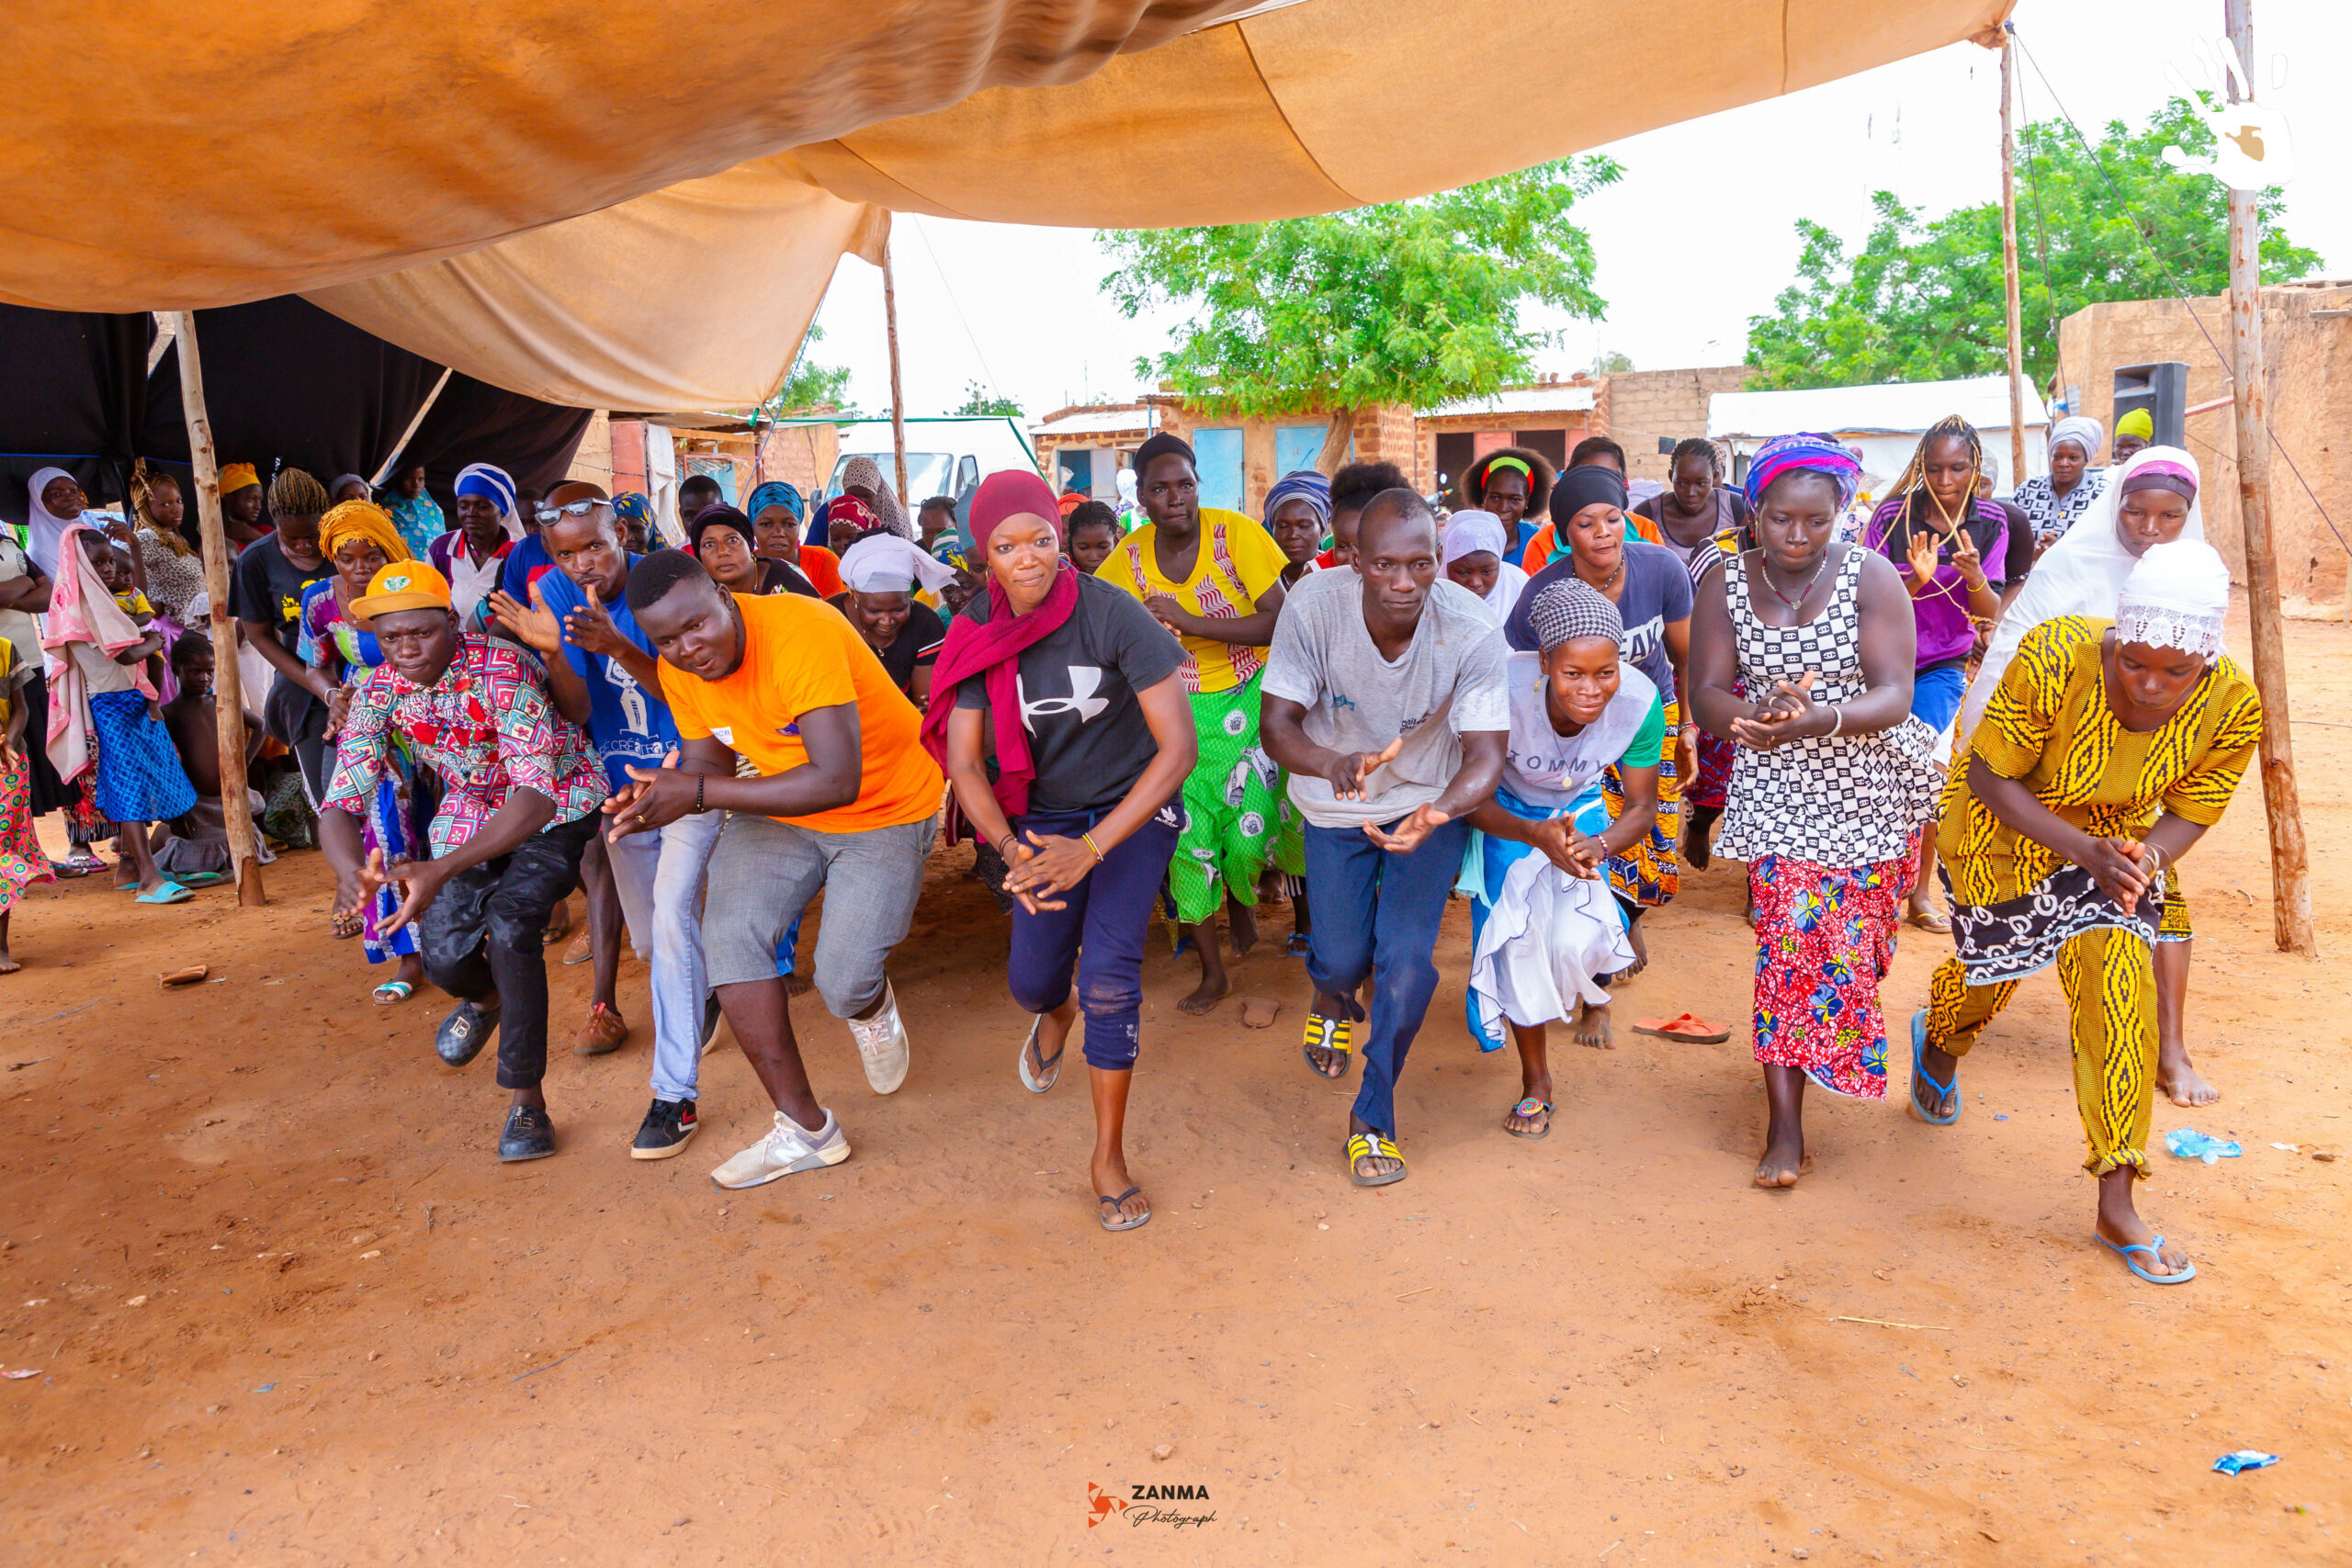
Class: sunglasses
534,498,612,524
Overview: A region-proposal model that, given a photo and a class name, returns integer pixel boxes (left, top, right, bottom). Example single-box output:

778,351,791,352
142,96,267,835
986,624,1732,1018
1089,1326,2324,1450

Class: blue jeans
1304,815,1472,1141
1006,801,1182,1071
603,807,726,1105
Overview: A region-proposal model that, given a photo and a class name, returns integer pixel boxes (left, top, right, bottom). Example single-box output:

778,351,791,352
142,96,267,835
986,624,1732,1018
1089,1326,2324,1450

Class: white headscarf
840,456,913,538
25,465,83,576
839,532,957,596
1441,508,1529,625
2116,539,2231,662
1958,444,2206,740
2048,414,2105,460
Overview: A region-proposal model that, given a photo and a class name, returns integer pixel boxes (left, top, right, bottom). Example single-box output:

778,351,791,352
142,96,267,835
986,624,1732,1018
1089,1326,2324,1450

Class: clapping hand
1363,803,1450,855
1528,815,1605,878
1730,671,1821,751
484,581,564,658
2080,836,2153,912
1001,830,1098,913
1325,738,1401,802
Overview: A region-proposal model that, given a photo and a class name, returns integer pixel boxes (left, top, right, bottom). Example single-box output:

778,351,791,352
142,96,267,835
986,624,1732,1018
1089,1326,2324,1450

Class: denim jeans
416,814,598,1090
603,807,727,1103
1303,815,1471,1141
1005,801,1182,1071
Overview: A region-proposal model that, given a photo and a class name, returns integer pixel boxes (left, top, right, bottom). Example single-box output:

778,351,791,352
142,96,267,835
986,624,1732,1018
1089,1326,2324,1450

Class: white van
823,415,1036,514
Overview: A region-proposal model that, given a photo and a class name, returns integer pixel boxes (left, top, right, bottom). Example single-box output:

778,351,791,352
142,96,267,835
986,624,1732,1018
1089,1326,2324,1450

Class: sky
802,0,2349,422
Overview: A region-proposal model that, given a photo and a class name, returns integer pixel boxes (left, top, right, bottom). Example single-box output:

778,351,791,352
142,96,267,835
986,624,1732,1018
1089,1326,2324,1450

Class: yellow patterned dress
1920,616,2260,1177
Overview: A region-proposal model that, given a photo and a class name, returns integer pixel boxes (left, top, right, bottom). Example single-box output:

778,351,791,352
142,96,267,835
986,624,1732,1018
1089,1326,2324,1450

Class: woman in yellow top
1911,540,2259,1286
1099,433,1291,1014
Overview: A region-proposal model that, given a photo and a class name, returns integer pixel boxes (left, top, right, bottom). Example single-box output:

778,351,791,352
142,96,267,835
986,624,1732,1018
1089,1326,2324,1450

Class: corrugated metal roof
1031,407,1153,437
1709,375,2048,439
1421,385,1598,419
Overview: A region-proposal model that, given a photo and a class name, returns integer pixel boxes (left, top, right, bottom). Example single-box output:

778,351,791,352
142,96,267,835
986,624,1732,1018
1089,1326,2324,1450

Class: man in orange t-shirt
609,551,943,1190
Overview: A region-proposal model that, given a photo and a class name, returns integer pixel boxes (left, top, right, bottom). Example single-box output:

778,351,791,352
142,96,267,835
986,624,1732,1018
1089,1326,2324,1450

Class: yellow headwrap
219,462,260,495
2115,409,2154,441
320,500,413,566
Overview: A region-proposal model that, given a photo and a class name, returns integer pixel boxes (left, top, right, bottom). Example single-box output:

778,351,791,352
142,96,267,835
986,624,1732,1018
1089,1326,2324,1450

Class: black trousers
417,815,597,1089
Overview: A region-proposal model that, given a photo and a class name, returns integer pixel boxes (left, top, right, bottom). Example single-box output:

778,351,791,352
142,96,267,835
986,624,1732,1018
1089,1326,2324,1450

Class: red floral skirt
1747,843,1913,1100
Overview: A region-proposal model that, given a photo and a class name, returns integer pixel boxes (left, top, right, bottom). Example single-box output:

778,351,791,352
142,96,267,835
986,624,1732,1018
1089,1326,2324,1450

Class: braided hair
267,467,330,519
1883,414,1983,529
1668,436,1722,477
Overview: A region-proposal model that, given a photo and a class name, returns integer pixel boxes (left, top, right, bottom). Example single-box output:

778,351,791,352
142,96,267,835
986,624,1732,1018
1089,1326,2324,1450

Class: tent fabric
0,307,151,525
0,1,2009,411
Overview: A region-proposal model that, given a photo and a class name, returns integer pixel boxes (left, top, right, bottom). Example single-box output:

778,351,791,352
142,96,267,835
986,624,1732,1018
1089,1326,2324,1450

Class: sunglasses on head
535,498,611,523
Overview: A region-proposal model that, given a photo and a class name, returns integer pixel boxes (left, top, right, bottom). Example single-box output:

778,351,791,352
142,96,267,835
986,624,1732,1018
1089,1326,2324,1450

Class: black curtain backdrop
0,298,592,531
0,306,152,526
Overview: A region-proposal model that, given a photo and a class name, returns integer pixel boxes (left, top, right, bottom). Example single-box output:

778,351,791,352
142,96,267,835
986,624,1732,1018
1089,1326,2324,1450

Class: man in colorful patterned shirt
320,559,608,1163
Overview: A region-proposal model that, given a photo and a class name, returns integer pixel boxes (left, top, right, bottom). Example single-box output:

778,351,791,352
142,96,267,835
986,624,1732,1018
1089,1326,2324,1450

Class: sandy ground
2,605,2347,1566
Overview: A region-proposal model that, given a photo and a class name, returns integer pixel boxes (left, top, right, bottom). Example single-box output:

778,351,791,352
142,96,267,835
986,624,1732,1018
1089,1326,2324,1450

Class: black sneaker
436,1000,500,1066
630,1097,699,1161
498,1103,557,1163
700,993,723,1051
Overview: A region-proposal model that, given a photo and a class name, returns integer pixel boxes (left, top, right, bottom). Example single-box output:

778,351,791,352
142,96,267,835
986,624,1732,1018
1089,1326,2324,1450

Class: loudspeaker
2113,362,2189,450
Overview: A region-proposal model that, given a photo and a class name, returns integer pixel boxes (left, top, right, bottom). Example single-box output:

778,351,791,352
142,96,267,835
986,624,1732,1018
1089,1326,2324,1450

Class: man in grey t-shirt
1261,490,1509,1190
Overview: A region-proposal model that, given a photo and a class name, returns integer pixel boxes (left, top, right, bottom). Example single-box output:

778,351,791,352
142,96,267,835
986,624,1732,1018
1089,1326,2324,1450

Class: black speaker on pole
2113,361,2189,450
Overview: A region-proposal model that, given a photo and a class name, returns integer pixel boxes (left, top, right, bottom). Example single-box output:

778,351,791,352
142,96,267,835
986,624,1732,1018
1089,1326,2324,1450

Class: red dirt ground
2,607,2346,1564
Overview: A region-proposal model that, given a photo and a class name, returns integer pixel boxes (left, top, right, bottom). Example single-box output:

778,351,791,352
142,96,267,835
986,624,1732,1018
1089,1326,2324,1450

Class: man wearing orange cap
320,558,609,1161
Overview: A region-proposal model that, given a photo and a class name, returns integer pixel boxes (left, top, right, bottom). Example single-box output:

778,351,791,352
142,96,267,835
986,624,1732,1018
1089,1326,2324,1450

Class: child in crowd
1066,501,1121,575
152,633,273,890
916,495,959,553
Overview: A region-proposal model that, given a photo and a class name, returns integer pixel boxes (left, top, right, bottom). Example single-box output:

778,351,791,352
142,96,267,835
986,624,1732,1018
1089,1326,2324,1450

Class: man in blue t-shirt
487,485,722,1161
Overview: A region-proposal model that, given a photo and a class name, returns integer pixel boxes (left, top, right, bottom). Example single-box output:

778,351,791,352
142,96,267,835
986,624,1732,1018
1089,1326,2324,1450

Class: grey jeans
703,811,939,1018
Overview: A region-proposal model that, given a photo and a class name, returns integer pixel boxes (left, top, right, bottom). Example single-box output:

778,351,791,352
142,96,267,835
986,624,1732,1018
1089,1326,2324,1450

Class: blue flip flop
1907,1010,1960,1125
2098,1233,2196,1285
134,881,194,905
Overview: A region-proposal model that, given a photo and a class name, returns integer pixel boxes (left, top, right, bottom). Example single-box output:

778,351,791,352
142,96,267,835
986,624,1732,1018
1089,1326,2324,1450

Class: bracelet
1081,831,1106,864
693,774,706,815
995,831,1019,858
1826,705,1843,737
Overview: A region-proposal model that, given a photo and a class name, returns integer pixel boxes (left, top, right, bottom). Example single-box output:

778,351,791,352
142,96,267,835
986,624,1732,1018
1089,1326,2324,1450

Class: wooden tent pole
1998,33,2029,497
2222,0,2315,954
882,240,910,504
166,310,265,907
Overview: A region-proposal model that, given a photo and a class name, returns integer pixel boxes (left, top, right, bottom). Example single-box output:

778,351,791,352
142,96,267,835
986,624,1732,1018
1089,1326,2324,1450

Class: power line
2009,22,2346,558
906,215,1013,412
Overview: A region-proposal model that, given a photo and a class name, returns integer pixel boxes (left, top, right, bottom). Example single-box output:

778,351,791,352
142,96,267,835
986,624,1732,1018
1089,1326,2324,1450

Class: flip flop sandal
1303,1013,1353,1078
1906,1010,1962,1126
1632,1013,1731,1043
1098,1186,1152,1233
373,979,415,1006
1284,932,1312,957
134,882,194,905
1503,1097,1554,1140
2098,1233,2195,1285
329,910,365,940
1348,1131,1407,1189
1906,908,1953,934
175,870,229,888
1017,1015,1064,1094
51,857,101,879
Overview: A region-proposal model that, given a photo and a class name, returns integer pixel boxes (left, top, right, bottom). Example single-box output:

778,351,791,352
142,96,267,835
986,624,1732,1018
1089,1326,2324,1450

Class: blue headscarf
745,480,805,523
454,462,516,518
1262,469,1331,529
1742,434,1862,511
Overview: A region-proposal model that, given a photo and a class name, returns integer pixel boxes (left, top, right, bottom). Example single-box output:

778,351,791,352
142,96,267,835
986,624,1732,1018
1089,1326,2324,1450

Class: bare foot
782,972,814,998
1572,1000,1614,1049
1227,899,1260,959
1753,1145,1813,1189
1178,930,1231,1015
2157,1043,2221,1108
0,953,18,976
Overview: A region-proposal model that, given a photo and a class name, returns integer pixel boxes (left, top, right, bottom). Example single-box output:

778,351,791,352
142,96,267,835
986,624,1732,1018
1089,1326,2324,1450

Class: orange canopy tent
3,0,2007,411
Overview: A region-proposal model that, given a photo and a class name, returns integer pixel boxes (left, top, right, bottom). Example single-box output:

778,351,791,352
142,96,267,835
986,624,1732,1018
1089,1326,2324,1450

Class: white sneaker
846,981,911,1095
708,1108,850,1190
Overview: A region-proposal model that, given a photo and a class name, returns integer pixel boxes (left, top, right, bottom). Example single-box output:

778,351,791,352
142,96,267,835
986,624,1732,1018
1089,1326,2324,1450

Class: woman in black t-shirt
924,470,1195,1235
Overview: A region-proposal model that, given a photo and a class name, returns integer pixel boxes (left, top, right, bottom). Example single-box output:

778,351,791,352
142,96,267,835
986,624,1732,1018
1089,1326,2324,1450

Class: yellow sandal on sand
1304,1013,1353,1078
1348,1131,1407,1188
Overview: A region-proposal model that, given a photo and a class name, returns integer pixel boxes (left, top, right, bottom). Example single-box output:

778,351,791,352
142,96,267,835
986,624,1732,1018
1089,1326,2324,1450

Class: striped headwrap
1743,433,1864,511
1262,469,1331,529
454,462,516,519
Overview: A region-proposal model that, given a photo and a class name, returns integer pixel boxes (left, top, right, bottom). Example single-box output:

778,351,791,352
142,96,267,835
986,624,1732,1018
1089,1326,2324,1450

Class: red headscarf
921,468,1078,835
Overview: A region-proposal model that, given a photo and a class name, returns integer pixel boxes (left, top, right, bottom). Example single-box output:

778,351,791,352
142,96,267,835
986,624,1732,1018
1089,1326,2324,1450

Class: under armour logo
1020,667,1109,728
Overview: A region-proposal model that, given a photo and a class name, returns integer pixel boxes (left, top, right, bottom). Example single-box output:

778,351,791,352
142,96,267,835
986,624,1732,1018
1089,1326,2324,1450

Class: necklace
1576,557,1625,594
1758,548,1829,610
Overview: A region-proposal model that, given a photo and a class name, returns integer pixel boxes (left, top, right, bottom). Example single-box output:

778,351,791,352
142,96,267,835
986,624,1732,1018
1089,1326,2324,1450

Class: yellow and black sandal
1347,1131,1407,1188
1303,1013,1353,1079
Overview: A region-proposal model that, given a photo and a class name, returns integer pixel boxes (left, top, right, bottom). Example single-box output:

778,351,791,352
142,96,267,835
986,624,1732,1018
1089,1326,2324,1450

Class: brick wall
2058,286,2352,615
1595,366,1751,484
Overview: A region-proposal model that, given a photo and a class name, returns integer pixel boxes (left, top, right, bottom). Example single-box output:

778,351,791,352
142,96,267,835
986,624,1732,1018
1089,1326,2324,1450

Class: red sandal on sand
1632,1013,1732,1044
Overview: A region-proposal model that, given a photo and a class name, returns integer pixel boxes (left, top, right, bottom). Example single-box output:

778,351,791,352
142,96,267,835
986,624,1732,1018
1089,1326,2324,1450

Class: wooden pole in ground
2222,0,2316,954
1998,34,2028,497
166,310,265,907
882,239,910,504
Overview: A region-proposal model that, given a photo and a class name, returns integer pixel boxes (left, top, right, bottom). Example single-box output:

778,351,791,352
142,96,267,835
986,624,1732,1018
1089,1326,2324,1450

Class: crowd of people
0,405,2256,1279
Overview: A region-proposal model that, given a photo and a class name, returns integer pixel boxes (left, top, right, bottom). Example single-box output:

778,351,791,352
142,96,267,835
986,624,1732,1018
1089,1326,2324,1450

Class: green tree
1098,156,1621,465
953,380,1023,417
767,322,855,414
1590,349,1634,375
1745,98,2322,392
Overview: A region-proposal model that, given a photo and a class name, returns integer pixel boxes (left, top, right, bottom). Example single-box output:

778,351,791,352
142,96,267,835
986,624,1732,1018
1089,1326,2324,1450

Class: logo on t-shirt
1020,667,1108,728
